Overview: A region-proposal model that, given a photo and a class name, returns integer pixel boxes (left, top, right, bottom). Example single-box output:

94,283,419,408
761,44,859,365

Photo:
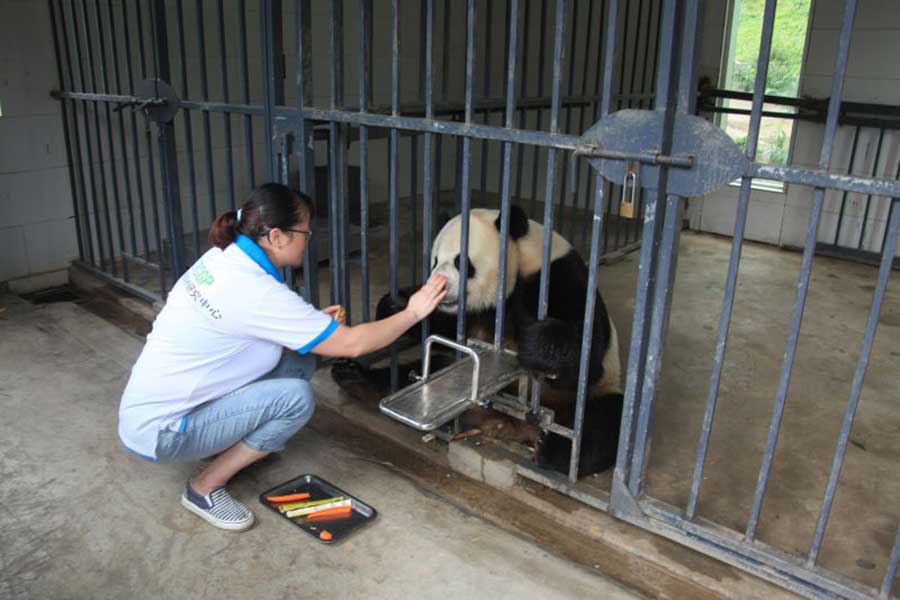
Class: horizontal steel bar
702,87,900,118
73,260,163,306
751,164,900,198
121,252,162,272
703,104,900,131
273,106,585,149
181,100,264,115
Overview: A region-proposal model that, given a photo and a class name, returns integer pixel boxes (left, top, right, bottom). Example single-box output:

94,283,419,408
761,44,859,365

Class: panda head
430,206,530,314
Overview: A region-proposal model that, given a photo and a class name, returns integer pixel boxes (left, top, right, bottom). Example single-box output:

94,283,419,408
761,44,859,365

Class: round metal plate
135,78,179,124
582,109,749,197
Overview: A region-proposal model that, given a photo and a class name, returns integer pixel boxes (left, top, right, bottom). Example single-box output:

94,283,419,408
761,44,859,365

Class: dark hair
209,183,314,249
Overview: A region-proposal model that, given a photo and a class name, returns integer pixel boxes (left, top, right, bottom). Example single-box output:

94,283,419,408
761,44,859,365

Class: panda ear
494,204,529,240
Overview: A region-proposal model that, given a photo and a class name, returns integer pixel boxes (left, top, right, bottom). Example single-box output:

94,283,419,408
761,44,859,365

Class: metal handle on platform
422,335,481,405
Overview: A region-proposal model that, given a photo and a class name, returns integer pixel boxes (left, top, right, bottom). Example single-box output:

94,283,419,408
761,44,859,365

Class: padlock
619,161,639,219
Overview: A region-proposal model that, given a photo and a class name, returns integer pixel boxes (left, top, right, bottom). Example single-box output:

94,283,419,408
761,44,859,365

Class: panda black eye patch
453,254,477,279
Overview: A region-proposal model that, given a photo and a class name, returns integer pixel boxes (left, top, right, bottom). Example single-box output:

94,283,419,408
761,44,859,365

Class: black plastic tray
259,474,377,544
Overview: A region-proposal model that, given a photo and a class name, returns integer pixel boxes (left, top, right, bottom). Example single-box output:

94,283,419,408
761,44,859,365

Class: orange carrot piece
319,530,333,541
265,492,311,503
307,506,353,521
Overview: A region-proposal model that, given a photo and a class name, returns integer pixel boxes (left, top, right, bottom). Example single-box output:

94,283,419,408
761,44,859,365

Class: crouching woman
118,183,446,531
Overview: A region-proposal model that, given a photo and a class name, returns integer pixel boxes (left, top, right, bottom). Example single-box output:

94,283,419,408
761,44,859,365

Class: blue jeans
154,351,317,464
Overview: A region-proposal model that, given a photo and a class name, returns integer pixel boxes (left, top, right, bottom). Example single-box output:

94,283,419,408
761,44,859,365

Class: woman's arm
311,275,447,358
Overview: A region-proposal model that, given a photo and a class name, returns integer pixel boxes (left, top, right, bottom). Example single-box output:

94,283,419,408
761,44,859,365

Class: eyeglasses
281,228,313,241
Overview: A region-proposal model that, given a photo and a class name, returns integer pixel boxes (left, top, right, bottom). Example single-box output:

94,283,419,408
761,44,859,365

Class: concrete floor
0,294,641,600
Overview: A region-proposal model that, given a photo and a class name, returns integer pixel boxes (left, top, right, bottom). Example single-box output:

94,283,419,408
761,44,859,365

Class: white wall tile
0,225,28,281
23,217,79,274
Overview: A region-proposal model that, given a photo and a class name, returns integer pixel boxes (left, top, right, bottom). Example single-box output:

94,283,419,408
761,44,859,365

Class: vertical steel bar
152,0,186,280
627,0,646,108
745,0,859,542
571,0,596,246
857,128,886,250
479,0,493,208
615,0,631,111
94,0,129,281
390,0,402,389
493,0,519,348
833,126,861,245
358,0,371,321
528,0,549,217
556,0,578,229
107,0,138,262
455,0,477,346
807,201,900,565
569,173,608,481
410,135,419,287
295,0,317,306
328,0,344,309
528,0,566,412
582,0,605,248
217,0,236,209
141,0,168,294
513,0,531,207
239,0,256,189
175,0,201,261
642,0,661,110
441,0,451,101
80,0,116,276
686,0,776,522
121,0,151,262
422,0,435,345
260,0,283,182
881,528,900,599
50,0,87,263
197,0,217,221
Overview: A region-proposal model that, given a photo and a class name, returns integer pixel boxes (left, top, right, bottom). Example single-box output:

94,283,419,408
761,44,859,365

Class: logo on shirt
183,278,222,320
192,260,215,286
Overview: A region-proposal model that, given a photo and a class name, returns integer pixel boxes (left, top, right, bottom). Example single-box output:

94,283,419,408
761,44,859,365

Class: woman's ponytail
208,183,313,249
209,210,239,249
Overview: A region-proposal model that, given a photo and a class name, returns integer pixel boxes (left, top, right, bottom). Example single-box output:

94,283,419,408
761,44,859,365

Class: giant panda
331,204,624,477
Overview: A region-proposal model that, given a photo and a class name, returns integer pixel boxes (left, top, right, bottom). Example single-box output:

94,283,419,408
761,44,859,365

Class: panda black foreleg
517,318,606,386
535,392,624,477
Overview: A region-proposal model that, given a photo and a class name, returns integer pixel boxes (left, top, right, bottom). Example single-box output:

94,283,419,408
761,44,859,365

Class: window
719,0,813,188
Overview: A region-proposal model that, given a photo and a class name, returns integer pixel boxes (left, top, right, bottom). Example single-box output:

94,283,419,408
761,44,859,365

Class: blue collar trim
235,234,283,283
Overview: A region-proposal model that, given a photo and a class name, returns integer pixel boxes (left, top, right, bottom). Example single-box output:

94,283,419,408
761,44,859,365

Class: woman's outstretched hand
405,274,448,321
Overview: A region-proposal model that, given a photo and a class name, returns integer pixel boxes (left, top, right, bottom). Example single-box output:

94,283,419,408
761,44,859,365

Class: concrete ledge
5,268,69,294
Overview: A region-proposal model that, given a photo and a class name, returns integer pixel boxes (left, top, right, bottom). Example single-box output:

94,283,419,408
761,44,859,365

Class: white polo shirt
118,234,337,459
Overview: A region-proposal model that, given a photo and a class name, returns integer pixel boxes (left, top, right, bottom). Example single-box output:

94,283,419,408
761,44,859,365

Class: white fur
431,209,571,312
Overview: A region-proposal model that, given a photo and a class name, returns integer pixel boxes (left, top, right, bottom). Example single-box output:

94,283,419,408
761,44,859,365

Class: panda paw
330,359,371,388
517,319,581,380
375,289,413,320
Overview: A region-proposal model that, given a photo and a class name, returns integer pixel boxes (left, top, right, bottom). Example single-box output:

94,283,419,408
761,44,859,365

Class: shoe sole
180,494,255,531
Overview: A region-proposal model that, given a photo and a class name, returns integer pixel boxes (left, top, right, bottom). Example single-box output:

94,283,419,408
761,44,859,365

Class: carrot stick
276,496,345,512
307,506,353,521
265,492,311,502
